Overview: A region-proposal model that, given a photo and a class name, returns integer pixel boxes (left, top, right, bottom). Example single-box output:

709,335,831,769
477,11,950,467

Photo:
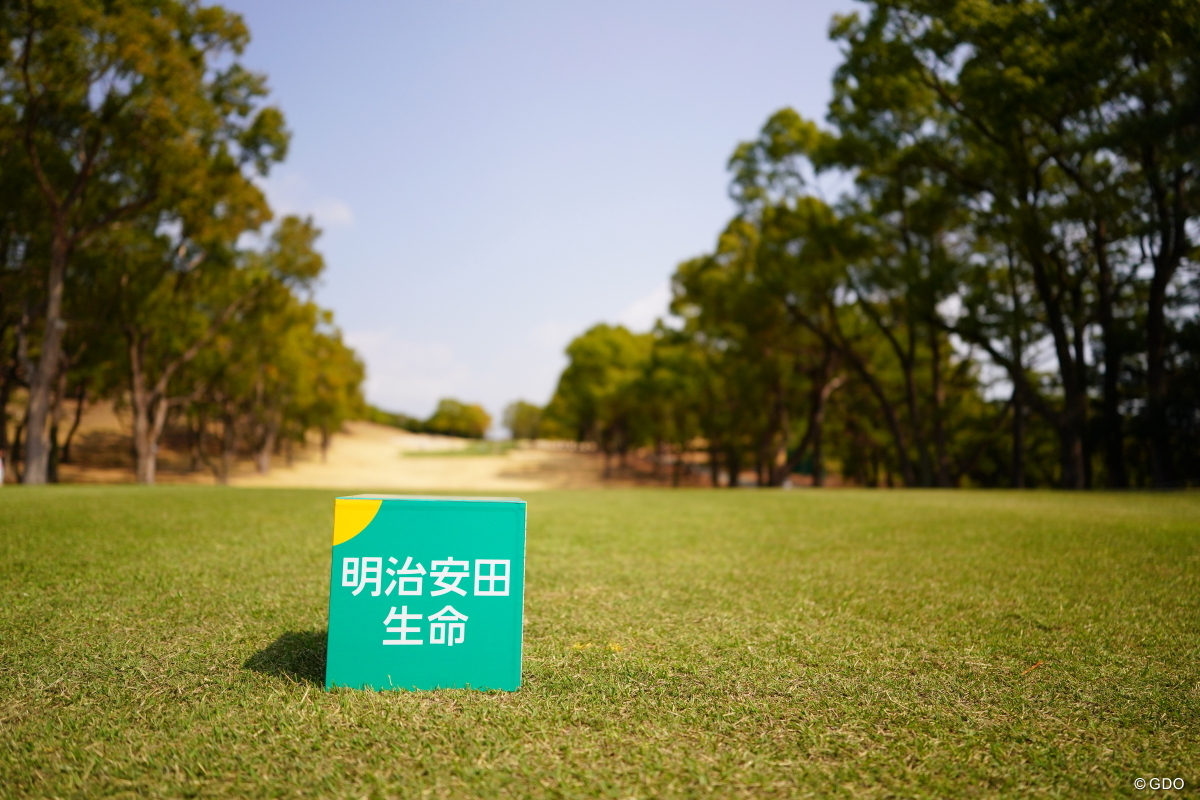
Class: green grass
402,440,517,457
1,487,1197,798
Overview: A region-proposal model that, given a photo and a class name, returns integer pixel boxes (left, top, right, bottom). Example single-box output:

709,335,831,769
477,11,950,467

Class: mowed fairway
1,488,1197,798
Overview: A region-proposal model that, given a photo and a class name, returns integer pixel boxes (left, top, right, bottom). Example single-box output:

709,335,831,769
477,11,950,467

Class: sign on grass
325,494,526,691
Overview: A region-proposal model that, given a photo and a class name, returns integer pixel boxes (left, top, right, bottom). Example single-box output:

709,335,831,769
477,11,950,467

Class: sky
233,0,858,429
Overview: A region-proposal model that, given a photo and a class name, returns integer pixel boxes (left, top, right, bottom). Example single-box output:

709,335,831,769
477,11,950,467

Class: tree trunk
48,419,60,483
812,406,826,488
769,393,791,487
47,365,68,483
1011,383,1025,489
1058,402,1086,490
900,344,933,487
928,330,951,487
1007,254,1026,489
219,412,236,485
1145,267,1174,488
131,407,158,483
839,336,917,486
726,446,741,488
788,302,917,485
23,232,70,484
13,412,26,482
1023,249,1087,489
865,371,917,487
779,355,842,484
188,412,204,472
1071,294,1093,491
61,380,87,464
1142,161,1187,489
1096,229,1127,488
256,416,278,475
866,437,878,487
0,346,13,473
128,334,160,485
708,444,720,487
807,374,844,488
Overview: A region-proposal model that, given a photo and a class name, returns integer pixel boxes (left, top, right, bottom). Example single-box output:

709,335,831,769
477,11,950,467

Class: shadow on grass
244,630,327,686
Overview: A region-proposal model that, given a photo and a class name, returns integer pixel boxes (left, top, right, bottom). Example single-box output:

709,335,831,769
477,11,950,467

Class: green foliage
1,487,1197,796
544,324,651,453
0,0,292,483
365,406,425,433
825,0,1200,488
181,217,365,483
0,2,366,484
424,398,492,440
545,1,1200,489
503,400,544,440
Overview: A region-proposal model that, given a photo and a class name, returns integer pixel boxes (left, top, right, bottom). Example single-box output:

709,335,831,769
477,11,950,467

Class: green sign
324,495,526,691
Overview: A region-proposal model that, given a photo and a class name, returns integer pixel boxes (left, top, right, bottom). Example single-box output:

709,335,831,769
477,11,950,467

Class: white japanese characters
382,606,424,645
386,556,426,596
381,604,470,646
428,606,469,646
430,557,470,596
342,556,510,598
341,556,511,646
347,556,382,596
474,559,511,595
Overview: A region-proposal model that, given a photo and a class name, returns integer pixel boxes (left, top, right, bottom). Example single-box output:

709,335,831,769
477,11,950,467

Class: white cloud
617,281,671,332
307,196,355,227
527,319,575,352
345,325,577,435
344,330,471,418
260,171,355,229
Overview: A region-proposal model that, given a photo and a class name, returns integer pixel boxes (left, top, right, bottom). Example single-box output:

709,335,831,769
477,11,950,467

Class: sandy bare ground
15,402,611,490
233,421,609,491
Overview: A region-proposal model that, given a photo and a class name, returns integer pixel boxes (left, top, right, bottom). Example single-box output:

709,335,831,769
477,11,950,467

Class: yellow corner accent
333,498,383,546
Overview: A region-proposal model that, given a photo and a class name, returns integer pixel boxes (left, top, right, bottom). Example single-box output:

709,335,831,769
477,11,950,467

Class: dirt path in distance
23,402,613,490
233,421,611,491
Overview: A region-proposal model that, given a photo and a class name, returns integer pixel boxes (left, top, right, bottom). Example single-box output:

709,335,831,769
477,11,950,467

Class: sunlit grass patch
1,487,1196,798
402,440,517,457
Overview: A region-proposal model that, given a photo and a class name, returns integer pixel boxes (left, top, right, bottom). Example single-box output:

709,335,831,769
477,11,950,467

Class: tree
105,215,316,483
425,399,491,440
503,401,543,441
828,0,1200,487
544,324,651,475
0,0,287,483
179,218,357,483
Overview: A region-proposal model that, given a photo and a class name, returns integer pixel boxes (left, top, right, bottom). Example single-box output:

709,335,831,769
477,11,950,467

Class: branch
147,282,262,403
935,315,1056,422
19,11,62,217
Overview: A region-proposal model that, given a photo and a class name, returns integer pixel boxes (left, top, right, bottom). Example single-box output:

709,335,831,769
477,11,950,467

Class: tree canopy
544,0,1199,489
1,0,364,484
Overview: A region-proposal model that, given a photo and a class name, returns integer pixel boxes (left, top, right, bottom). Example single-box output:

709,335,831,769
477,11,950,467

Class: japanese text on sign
340,556,510,645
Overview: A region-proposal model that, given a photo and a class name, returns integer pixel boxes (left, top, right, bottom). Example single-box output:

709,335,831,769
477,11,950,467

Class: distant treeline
0,2,364,484
541,1,1199,489
368,399,492,440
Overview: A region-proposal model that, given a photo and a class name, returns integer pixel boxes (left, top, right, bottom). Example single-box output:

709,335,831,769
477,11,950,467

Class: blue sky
234,0,857,427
